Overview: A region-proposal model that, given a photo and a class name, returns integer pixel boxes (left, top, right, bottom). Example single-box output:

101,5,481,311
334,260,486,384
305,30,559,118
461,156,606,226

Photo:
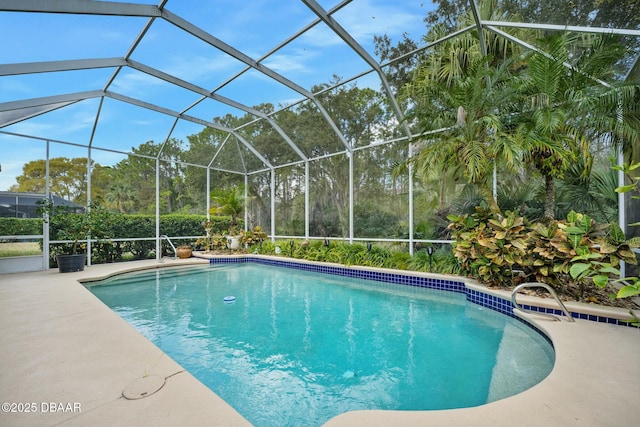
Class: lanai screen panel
207,136,248,175
353,143,409,239
273,164,306,236
0,136,47,193
91,98,176,154
1,11,144,62
169,0,316,61
235,118,302,169
44,144,89,206
2,98,101,148
247,171,272,232
0,69,113,104
91,150,131,220
308,154,349,238
108,67,204,113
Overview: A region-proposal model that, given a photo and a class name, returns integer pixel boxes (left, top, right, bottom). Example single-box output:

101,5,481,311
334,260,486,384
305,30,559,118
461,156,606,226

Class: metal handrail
511,282,575,322
160,235,177,259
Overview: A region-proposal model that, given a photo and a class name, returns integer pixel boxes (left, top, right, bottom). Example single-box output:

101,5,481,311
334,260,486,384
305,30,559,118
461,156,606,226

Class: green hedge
55,214,234,265
0,218,42,237
0,214,237,264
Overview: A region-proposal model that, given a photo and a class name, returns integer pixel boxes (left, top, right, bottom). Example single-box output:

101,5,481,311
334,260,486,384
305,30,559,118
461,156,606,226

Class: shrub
448,209,530,287
0,218,42,237
529,212,639,299
447,208,639,300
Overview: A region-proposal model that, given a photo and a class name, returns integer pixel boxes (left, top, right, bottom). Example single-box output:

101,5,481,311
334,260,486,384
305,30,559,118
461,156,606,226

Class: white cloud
109,70,165,95
0,79,37,99
0,158,19,189
4,120,56,138
337,1,421,39
262,49,318,74
0,140,47,190
163,53,244,85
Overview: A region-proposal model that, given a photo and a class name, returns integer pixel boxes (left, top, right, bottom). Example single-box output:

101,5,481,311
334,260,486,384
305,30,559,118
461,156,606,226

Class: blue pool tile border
206,256,637,328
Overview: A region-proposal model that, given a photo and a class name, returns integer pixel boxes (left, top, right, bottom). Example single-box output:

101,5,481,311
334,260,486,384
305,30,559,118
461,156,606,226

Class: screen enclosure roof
1,0,639,179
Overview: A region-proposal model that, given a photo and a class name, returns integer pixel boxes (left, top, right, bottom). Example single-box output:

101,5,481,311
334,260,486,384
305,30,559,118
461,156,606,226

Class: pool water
87,263,554,427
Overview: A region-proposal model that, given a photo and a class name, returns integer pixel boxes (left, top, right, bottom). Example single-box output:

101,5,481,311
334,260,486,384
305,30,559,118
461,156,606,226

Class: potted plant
210,187,245,250
38,199,107,272
176,245,192,258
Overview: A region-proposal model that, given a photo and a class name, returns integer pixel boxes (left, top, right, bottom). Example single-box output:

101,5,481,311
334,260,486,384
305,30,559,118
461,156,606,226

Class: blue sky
0,0,435,190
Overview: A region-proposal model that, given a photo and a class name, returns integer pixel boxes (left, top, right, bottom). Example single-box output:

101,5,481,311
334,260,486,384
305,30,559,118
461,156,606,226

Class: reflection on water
88,264,554,427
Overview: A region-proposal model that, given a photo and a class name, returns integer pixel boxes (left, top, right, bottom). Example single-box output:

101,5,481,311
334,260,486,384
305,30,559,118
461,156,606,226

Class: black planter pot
56,253,86,273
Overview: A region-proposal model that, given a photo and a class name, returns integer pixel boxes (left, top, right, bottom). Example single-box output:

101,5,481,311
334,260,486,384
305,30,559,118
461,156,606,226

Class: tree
398,0,540,215
515,32,640,220
106,139,188,214
11,157,109,204
374,33,419,95
403,1,530,213
406,57,523,213
211,186,244,234
426,0,639,33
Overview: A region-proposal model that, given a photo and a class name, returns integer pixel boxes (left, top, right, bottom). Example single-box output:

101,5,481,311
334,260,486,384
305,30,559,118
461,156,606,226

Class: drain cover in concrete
122,375,166,400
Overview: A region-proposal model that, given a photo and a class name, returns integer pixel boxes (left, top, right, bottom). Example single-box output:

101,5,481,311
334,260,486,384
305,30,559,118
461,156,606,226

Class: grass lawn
0,242,42,257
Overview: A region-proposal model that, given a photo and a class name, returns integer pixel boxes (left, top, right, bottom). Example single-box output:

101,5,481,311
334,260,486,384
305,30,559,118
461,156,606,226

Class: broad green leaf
626,236,640,248
608,222,625,244
511,238,527,250
570,263,590,279
598,241,618,254
592,275,609,288
567,211,579,223
615,184,637,193
565,226,585,235
617,285,640,299
617,248,638,263
571,251,600,261
599,266,621,275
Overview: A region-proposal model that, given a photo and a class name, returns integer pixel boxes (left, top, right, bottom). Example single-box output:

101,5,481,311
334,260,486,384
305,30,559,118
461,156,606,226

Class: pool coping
1,257,639,427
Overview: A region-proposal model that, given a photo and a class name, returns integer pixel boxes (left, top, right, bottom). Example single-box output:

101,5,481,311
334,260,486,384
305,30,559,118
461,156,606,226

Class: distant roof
0,191,82,208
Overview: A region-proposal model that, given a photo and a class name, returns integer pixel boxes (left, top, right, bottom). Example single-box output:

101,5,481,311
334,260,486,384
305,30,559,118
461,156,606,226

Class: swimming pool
87,262,554,427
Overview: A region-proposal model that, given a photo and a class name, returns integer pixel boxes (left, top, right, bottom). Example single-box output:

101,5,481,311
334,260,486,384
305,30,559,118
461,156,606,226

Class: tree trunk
479,184,500,214
438,168,446,210
544,174,555,220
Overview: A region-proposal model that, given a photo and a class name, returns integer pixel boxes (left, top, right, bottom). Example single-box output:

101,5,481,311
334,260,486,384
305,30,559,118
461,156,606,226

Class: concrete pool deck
1,258,639,427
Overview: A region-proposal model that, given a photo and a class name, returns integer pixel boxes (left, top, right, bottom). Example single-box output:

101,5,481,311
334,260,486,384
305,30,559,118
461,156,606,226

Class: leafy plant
447,206,639,300
611,159,640,298
210,187,244,235
448,209,530,287
613,160,640,220
529,211,638,299
241,225,267,247
0,218,42,236
384,251,411,270
37,199,109,255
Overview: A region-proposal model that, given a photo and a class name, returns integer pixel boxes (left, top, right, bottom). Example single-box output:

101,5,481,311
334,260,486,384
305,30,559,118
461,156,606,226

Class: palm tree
403,0,533,213
555,157,619,223
210,187,244,234
105,182,134,213
515,32,640,220
406,55,523,213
